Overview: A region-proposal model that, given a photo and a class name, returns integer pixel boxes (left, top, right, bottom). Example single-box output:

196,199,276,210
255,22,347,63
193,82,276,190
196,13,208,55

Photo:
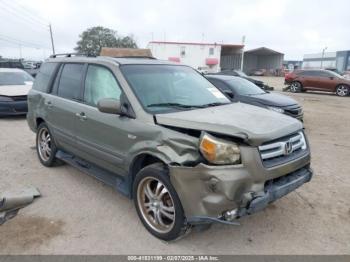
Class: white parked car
0,68,33,116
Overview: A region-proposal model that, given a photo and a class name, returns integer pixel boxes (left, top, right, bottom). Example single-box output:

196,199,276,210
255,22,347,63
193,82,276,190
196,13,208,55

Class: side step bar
56,150,132,198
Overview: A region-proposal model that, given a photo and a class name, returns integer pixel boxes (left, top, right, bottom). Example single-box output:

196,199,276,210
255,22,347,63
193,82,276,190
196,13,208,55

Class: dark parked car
210,69,273,90
285,69,350,96
206,75,303,120
0,60,24,69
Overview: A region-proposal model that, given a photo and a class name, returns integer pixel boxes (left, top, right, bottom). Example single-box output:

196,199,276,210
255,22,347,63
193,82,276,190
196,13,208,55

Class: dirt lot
1,77,349,254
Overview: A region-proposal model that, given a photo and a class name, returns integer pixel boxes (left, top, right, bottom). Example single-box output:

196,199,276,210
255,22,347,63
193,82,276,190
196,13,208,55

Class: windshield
226,77,266,96
120,65,230,113
234,70,248,77
0,71,34,85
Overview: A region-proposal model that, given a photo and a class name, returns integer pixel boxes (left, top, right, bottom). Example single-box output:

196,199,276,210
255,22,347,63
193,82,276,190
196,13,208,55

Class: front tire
36,122,60,167
133,163,188,241
336,85,349,97
290,81,302,93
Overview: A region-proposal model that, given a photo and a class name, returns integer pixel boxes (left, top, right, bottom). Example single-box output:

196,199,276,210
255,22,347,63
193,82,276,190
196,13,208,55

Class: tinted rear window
32,62,58,92
57,63,84,100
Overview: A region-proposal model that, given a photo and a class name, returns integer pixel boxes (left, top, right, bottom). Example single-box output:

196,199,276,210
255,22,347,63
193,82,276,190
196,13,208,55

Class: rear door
74,64,136,176
316,71,337,92
299,71,319,89
47,63,85,155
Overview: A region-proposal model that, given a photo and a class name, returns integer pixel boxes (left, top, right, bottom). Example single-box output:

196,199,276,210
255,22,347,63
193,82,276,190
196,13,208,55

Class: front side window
84,65,122,106
120,65,229,113
57,63,84,100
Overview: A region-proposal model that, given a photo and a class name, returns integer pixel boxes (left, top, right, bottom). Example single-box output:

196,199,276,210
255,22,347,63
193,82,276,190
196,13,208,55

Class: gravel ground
0,77,349,254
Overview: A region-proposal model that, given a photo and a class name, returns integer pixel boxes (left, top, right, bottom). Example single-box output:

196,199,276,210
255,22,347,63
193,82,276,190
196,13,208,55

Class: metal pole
19,44,22,59
49,24,55,55
321,47,327,69
240,35,246,71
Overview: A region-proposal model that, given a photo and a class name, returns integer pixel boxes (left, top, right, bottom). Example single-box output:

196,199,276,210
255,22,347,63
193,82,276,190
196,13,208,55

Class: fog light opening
223,209,238,221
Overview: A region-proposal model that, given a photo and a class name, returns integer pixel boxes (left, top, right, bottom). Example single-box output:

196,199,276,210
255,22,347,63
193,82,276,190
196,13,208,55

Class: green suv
27,55,312,240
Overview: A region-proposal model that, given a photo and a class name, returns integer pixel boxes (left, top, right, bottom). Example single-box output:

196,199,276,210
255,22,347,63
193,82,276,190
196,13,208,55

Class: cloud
0,0,348,60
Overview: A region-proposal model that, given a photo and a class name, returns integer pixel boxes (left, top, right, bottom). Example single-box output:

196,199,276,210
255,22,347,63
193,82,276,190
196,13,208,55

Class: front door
74,64,135,176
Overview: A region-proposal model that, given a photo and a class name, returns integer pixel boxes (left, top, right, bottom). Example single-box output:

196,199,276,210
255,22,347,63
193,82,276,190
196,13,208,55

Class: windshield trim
120,64,230,115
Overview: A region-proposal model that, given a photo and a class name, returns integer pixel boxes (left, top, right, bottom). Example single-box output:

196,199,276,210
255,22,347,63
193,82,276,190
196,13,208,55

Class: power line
0,2,48,30
5,0,49,26
0,34,48,49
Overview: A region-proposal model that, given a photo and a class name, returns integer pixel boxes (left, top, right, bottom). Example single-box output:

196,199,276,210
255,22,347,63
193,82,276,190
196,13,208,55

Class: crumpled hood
246,93,298,107
156,103,303,146
0,84,32,96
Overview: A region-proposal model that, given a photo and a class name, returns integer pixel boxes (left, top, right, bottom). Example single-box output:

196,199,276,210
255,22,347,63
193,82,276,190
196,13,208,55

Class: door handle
75,112,87,121
45,101,53,108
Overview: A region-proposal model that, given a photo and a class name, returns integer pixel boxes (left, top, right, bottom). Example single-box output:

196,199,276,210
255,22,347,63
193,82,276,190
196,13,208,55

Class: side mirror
223,90,234,99
329,76,334,80
97,98,122,115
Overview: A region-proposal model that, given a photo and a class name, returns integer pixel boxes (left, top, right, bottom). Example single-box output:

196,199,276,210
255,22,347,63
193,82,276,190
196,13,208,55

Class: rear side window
57,63,84,100
32,62,58,92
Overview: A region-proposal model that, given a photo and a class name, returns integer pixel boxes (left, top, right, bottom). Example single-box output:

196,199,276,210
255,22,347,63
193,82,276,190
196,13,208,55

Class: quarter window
57,63,84,100
84,65,122,106
32,62,58,92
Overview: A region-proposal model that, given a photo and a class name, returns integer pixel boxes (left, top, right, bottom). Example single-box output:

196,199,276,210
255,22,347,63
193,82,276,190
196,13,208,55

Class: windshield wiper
197,102,230,108
147,103,203,109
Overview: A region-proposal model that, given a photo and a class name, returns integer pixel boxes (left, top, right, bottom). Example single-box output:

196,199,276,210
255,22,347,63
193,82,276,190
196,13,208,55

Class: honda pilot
27,55,312,241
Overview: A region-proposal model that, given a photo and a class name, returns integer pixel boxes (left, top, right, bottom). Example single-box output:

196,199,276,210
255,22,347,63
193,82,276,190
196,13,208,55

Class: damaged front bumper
169,146,312,225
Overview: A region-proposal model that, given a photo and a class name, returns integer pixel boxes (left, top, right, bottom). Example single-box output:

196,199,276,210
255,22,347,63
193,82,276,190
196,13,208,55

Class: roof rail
112,56,156,59
49,53,95,58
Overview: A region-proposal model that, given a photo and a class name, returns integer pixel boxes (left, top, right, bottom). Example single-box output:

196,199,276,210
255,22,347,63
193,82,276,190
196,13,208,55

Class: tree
75,26,137,56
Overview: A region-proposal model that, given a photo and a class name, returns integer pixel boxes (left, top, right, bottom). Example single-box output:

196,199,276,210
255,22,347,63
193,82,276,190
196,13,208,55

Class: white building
302,52,337,69
147,41,244,73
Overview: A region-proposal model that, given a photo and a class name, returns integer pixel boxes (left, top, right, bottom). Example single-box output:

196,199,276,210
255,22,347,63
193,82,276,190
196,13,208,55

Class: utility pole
18,44,22,59
49,23,55,55
240,35,246,71
320,46,327,69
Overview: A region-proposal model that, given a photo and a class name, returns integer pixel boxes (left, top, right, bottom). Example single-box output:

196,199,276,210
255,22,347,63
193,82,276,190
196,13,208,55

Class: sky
0,0,349,61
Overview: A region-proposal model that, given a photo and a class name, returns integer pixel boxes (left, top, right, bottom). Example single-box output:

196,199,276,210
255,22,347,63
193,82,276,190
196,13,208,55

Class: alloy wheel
137,177,176,234
336,85,349,96
290,82,300,92
37,127,52,162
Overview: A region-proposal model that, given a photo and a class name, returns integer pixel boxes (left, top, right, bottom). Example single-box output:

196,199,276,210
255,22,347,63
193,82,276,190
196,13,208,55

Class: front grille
259,131,308,167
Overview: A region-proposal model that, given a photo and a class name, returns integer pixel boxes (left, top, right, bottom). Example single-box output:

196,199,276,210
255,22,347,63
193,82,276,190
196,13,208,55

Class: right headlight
199,132,241,165
267,106,284,114
0,96,13,102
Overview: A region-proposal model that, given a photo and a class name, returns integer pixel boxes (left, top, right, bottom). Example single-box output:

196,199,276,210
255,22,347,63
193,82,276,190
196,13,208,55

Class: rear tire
290,81,302,93
335,85,349,97
133,163,189,241
36,122,60,167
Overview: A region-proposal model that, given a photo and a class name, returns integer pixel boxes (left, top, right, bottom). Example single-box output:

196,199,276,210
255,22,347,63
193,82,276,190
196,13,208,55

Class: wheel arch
128,153,169,197
36,117,45,129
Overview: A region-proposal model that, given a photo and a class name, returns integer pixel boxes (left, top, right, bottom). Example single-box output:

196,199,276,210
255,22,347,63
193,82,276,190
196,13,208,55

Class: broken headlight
199,132,241,165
